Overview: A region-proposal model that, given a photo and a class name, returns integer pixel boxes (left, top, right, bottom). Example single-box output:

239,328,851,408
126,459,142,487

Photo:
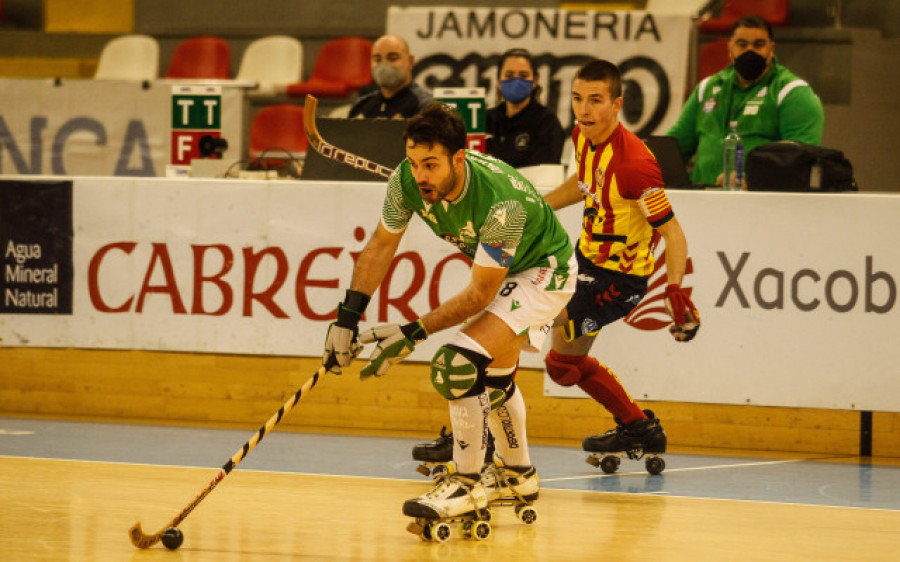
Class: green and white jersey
381,150,573,276
666,59,824,186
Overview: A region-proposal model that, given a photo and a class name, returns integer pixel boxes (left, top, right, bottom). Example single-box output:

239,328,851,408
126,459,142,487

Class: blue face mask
499,78,534,103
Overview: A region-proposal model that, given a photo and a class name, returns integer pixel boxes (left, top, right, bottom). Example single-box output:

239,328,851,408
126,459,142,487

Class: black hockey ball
161,527,184,550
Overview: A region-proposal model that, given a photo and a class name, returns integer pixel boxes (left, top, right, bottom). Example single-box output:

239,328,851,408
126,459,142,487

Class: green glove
358,320,427,379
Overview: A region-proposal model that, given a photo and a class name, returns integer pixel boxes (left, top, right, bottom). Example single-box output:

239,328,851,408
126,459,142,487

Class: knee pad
485,364,517,411
545,350,586,387
431,344,490,400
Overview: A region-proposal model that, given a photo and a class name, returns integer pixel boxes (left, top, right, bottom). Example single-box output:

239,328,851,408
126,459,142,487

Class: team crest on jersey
594,166,606,188
459,221,477,242
514,132,531,151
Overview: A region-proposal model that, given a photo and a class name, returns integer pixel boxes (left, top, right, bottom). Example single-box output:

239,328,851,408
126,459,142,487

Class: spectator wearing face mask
485,48,565,168
349,34,432,119
666,14,824,186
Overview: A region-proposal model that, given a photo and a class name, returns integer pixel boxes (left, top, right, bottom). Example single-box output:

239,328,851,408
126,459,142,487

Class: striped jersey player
542,59,701,469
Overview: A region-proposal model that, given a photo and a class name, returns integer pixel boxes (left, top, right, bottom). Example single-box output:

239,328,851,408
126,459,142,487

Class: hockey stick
128,362,329,549
303,94,394,180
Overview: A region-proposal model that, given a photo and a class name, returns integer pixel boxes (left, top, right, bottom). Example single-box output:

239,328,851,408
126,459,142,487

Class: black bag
746,141,858,192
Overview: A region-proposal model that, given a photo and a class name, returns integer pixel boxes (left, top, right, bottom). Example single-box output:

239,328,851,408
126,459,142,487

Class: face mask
372,63,406,89
733,50,768,82
499,78,534,104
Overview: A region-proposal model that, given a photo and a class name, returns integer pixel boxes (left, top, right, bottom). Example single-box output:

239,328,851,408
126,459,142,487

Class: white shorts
483,253,577,353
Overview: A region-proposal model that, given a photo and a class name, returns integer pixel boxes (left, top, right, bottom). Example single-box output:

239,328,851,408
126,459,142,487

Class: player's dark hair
497,47,542,101
404,102,467,156
731,14,775,40
574,59,622,99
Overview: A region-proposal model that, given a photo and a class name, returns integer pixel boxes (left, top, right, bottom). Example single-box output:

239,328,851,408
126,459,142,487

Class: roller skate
583,410,667,475
480,459,539,525
403,465,492,542
412,427,495,478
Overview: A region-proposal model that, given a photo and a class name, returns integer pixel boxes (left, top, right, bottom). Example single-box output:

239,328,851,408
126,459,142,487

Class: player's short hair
574,59,622,99
404,102,467,156
497,47,542,101
731,15,775,40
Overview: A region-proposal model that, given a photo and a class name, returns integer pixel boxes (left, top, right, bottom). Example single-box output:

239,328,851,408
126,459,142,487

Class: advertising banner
388,6,692,139
0,180,73,315
0,78,246,177
1,178,898,411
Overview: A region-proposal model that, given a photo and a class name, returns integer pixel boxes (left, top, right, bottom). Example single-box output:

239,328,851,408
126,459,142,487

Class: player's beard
418,166,460,204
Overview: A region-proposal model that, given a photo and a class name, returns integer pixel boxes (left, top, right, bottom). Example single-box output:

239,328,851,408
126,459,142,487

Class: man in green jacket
667,14,824,186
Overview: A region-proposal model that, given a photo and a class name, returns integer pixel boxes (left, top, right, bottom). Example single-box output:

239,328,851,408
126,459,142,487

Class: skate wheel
600,455,620,474
432,522,452,542
420,522,434,541
470,520,491,541
645,456,665,475
515,504,538,525
585,455,601,468
415,464,431,477
481,508,493,522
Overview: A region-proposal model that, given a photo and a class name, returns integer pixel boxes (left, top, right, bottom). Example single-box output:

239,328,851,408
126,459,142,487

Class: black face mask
734,50,768,82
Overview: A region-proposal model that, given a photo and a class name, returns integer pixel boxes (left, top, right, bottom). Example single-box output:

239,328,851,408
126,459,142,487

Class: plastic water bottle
722,121,744,190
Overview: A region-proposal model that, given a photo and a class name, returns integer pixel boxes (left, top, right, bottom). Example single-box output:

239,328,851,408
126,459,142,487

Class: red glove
664,284,700,342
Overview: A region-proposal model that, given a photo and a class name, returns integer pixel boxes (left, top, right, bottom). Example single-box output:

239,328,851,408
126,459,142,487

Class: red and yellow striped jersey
572,123,673,277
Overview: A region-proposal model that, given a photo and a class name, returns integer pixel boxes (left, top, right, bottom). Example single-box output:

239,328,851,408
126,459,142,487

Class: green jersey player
323,102,576,535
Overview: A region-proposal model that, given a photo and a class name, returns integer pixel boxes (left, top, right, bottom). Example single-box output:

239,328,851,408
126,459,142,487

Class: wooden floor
2,455,899,561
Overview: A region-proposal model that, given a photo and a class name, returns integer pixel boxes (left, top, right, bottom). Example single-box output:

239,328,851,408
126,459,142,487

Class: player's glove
664,283,701,342
322,290,370,374
358,320,428,379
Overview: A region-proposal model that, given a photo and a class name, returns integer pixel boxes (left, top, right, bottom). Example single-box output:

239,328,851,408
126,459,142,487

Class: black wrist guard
335,289,370,329
400,320,428,343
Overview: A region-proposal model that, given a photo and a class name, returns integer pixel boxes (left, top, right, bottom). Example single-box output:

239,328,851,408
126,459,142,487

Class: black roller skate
412,426,495,478
583,410,667,475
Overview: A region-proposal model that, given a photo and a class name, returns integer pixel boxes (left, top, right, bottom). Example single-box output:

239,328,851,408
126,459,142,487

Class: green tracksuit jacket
666,59,824,186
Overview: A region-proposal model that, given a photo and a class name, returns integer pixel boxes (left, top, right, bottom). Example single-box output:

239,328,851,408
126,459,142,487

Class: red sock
575,356,645,424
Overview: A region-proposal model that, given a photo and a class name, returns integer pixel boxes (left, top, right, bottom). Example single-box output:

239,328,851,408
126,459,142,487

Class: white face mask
372,63,406,89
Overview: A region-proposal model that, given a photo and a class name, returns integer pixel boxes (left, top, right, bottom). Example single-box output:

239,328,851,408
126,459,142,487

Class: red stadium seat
285,36,372,99
249,104,308,169
700,0,790,34
165,36,231,80
698,39,732,80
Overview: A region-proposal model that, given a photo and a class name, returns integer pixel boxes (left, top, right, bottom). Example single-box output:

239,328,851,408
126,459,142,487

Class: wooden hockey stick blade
128,364,328,549
302,94,394,180
128,522,160,549
303,95,323,153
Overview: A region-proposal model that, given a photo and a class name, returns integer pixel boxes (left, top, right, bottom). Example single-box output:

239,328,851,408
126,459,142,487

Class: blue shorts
565,249,648,339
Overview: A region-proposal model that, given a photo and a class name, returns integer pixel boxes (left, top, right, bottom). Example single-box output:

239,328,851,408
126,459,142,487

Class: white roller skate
480,459,540,525
403,464,492,542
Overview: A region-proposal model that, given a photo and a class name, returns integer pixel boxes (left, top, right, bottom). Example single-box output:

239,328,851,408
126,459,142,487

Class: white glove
322,290,370,373
322,322,363,373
